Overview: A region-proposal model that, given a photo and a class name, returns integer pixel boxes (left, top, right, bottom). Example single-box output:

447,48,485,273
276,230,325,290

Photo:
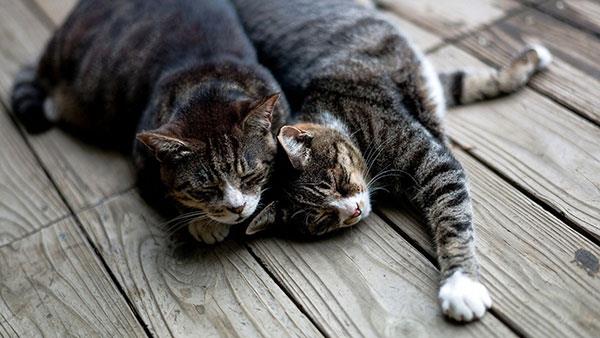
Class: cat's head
247,123,371,236
137,93,280,224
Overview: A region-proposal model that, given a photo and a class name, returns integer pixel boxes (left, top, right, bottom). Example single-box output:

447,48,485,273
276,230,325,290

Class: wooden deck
0,0,598,337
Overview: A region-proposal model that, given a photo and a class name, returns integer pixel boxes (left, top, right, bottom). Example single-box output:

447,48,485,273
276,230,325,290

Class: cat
10,0,289,244
232,0,551,321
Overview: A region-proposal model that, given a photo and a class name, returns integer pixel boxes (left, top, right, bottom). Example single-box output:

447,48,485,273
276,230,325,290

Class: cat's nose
227,203,246,215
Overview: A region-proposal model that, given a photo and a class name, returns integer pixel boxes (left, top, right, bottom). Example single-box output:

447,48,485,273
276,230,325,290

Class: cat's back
232,0,417,92
46,0,256,83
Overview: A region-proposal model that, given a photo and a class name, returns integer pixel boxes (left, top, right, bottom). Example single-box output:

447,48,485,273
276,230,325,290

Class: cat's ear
136,131,192,163
277,125,313,170
243,93,280,133
246,201,279,235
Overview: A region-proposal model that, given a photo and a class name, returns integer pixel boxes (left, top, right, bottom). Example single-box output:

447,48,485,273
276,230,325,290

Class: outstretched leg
375,124,492,321
440,44,552,107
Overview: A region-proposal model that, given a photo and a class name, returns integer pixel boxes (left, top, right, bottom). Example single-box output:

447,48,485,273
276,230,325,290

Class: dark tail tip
10,65,52,133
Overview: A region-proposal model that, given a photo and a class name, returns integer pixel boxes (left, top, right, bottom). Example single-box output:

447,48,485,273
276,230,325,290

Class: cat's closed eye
188,186,220,200
318,182,332,190
240,171,265,189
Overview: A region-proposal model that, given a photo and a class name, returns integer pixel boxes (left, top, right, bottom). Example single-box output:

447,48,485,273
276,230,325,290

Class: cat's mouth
343,206,363,226
331,191,372,228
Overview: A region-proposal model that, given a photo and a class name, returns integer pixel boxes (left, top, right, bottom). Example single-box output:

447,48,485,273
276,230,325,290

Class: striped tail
10,64,52,133
440,44,552,108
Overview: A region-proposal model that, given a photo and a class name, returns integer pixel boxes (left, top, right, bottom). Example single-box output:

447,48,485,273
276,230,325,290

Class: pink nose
351,204,362,218
227,203,246,215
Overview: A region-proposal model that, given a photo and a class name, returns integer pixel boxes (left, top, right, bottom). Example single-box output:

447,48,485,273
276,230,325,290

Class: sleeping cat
233,0,551,321
10,0,289,243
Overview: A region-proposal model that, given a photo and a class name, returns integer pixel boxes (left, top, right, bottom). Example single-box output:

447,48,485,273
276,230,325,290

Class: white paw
188,221,230,244
439,271,492,322
528,44,553,70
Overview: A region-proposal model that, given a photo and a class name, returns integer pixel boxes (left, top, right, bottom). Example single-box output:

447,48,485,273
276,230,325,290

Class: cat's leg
415,145,491,321
439,44,552,108
10,63,53,133
10,31,65,133
412,145,491,321
188,220,231,244
380,130,492,321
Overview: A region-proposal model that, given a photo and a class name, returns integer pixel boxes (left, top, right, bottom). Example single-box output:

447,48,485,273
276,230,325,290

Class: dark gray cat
11,0,290,243
233,0,551,321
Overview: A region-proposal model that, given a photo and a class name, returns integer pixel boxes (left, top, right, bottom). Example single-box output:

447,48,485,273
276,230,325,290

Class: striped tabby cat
10,0,289,243
234,0,551,321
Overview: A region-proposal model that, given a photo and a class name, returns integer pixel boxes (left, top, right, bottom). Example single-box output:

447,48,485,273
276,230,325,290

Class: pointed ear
246,201,279,235
243,93,280,133
136,131,192,163
277,125,313,170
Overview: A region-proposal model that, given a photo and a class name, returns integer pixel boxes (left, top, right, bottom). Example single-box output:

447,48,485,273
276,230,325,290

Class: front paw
439,271,492,322
188,221,231,244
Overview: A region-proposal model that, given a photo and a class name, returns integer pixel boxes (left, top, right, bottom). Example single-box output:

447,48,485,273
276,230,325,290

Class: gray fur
233,0,478,281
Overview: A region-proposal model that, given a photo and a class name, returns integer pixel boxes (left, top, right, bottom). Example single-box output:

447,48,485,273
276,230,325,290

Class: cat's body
11,0,290,242
234,0,550,321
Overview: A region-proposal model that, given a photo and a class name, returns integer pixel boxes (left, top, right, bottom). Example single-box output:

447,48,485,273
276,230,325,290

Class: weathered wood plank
376,10,443,51
76,191,322,338
248,216,513,337
0,109,67,246
539,0,600,35
0,0,135,212
458,10,600,124
0,0,49,100
428,45,600,240
0,217,146,337
380,146,600,337
29,131,136,211
376,0,520,38
32,0,77,26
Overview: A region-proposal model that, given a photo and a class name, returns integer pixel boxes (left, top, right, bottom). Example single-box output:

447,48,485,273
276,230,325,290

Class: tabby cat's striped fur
10,0,290,243
235,0,551,321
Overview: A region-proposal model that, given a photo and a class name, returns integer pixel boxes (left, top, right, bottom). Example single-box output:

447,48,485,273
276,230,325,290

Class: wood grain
539,0,600,35
0,217,145,337
427,45,600,241
0,109,67,246
380,146,600,337
0,0,50,100
376,10,443,51
32,0,77,25
76,190,321,338
248,215,513,337
0,0,135,212
458,9,600,124
376,0,520,38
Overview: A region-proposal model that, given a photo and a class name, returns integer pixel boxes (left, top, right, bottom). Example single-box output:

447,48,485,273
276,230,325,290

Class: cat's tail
10,64,52,133
439,44,552,108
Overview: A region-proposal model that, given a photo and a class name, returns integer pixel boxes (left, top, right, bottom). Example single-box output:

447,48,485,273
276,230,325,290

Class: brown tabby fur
11,0,290,242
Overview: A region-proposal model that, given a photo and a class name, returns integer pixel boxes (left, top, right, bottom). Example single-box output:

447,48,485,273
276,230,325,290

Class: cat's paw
523,44,553,70
188,221,231,244
439,271,492,322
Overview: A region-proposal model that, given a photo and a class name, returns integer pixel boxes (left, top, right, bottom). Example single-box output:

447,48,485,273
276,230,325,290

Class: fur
234,0,550,320
11,0,290,242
